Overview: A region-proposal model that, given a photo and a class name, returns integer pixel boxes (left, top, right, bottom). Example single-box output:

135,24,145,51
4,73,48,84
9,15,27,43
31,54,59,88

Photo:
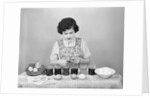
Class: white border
146,0,150,93
1,0,143,95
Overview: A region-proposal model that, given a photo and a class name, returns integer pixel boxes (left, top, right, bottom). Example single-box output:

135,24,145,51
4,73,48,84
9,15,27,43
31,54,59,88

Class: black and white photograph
0,2,149,98
1,0,146,95
18,8,124,89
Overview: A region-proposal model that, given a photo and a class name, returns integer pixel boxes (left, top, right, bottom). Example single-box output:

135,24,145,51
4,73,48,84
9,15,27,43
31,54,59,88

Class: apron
58,37,88,74
58,37,83,61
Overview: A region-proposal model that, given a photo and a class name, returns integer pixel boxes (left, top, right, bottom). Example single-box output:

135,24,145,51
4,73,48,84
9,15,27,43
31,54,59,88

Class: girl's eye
64,31,73,35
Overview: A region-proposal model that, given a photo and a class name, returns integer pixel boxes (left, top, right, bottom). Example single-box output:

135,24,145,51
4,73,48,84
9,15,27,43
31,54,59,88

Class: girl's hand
71,57,81,64
58,59,67,66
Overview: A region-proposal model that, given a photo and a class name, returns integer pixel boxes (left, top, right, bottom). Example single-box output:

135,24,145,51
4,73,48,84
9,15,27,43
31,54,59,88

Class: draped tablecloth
18,72,123,89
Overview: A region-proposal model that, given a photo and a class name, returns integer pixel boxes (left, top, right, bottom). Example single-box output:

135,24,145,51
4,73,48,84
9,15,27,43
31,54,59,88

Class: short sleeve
81,39,91,58
50,41,59,61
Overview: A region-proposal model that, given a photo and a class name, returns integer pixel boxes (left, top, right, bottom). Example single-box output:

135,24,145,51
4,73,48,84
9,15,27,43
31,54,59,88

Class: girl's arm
79,39,91,64
79,57,90,64
50,53,67,66
50,54,59,65
71,56,90,65
50,41,68,66
50,41,59,65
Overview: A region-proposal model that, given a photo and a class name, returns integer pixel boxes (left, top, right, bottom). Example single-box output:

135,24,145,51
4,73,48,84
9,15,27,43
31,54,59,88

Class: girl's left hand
71,57,82,64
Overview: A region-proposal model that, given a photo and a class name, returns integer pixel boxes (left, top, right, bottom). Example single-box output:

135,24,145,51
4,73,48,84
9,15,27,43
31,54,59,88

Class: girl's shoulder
76,37,82,41
56,38,63,44
76,37,88,47
76,37,87,43
56,38,65,47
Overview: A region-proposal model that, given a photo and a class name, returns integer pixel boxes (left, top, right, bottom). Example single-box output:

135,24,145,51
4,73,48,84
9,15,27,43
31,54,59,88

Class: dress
50,37,91,64
58,37,82,61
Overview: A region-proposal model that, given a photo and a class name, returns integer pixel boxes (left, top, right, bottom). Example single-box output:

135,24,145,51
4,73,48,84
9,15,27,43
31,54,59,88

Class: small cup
79,64,88,74
70,64,78,75
54,64,62,75
88,64,96,75
45,65,54,76
62,65,70,76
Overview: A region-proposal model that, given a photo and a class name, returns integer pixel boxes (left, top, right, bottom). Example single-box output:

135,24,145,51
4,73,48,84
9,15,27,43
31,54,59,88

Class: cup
79,64,88,74
45,65,54,76
54,64,62,75
70,63,78,75
62,65,70,76
88,64,96,75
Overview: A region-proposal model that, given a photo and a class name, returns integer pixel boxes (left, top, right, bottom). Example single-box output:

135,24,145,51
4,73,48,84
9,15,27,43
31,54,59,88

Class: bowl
26,63,46,76
95,67,116,79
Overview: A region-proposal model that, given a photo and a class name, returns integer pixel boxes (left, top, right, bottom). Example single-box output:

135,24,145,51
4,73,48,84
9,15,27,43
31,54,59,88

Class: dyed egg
71,74,77,80
28,67,33,71
33,68,38,72
54,75,62,80
35,62,41,68
78,74,86,80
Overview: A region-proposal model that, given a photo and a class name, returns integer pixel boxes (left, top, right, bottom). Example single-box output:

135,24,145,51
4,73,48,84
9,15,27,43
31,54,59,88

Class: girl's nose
68,34,71,37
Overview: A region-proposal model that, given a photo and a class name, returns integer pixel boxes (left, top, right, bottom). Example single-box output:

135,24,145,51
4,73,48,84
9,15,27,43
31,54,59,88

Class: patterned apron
58,37,83,61
58,37,88,75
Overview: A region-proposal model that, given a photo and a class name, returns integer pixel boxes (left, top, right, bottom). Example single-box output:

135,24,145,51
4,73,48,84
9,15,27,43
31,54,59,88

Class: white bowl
95,67,116,79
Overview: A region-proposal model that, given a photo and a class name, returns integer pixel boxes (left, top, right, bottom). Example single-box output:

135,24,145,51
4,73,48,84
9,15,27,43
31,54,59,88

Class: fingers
58,59,67,66
71,56,79,60
71,59,80,64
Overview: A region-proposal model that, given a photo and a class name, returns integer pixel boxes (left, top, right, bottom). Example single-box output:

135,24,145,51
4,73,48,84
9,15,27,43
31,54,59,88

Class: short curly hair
57,17,79,34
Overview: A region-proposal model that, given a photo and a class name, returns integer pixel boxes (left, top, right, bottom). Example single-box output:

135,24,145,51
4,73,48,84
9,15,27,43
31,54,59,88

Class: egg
35,62,41,68
71,74,77,80
33,68,38,72
54,75,62,80
28,67,33,71
78,74,86,80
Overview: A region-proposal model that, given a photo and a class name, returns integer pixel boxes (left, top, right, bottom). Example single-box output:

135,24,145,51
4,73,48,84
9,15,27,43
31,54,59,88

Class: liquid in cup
79,64,88,74
45,65,53,76
88,64,96,75
62,65,70,76
54,64,62,75
70,63,78,75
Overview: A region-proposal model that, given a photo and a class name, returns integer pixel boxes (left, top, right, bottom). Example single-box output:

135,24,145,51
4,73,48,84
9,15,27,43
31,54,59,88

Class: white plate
27,75,48,84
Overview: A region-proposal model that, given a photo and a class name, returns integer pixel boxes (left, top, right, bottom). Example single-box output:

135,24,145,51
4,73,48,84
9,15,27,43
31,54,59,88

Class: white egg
35,63,41,68
71,74,77,79
78,74,86,80
33,68,38,72
54,75,62,80
28,67,33,71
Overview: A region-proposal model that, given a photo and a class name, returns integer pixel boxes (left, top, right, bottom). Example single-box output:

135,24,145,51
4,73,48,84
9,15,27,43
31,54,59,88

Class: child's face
62,28,75,41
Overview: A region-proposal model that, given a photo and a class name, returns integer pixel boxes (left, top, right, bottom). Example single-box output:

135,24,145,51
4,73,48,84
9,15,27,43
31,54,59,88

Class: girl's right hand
58,59,67,66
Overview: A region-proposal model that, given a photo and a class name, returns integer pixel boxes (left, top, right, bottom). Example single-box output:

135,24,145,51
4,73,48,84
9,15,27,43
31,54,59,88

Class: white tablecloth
18,72,123,89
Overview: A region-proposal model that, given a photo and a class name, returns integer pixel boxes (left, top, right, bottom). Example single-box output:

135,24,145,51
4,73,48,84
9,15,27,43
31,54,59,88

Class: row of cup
44,64,96,76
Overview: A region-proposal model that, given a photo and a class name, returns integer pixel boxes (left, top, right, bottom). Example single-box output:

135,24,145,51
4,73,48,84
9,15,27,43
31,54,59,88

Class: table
18,72,123,88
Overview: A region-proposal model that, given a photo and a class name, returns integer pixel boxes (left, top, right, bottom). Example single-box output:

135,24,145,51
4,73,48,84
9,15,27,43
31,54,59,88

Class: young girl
50,17,91,69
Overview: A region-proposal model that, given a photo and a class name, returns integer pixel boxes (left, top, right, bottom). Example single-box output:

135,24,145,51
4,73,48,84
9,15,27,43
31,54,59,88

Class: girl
50,17,91,68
